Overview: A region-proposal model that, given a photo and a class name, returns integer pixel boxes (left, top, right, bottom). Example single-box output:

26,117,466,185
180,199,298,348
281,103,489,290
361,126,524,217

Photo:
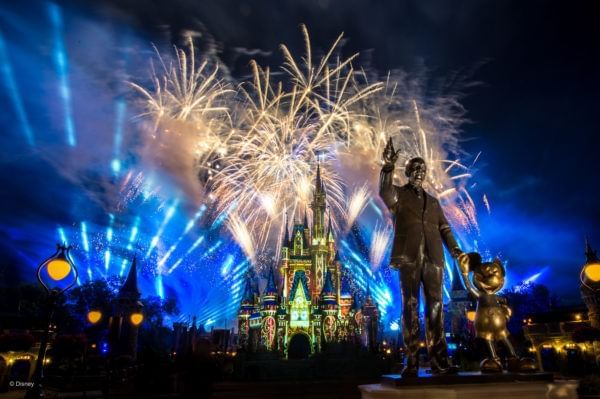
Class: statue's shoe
480,357,503,373
518,357,538,372
401,365,418,378
401,355,419,377
430,357,459,375
431,365,459,375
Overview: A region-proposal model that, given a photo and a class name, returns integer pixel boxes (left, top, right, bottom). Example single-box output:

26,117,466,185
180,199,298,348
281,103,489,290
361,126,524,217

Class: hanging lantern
37,244,78,294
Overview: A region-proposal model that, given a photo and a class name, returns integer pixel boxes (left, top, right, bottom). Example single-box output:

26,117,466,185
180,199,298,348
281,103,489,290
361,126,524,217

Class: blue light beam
48,3,76,147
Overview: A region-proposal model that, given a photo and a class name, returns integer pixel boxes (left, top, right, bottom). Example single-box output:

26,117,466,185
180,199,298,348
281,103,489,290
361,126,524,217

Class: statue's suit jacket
380,167,459,268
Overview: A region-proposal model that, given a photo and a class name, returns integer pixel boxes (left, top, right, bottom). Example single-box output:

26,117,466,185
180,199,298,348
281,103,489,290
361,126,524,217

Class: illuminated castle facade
237,165,380,358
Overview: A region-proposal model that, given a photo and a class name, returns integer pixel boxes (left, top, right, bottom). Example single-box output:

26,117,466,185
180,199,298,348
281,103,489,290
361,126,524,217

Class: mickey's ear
493,258,506,277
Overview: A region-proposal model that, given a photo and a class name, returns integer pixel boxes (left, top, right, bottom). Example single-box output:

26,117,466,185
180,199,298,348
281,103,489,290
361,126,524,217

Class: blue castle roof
320,269,337,305
321,269,335,296
264,267,278,296
241,273,255,307
289,270,310,301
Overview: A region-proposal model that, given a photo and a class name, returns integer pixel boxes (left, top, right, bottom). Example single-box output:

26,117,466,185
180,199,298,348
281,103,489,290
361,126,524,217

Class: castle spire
320,269,337,305
283,211,290,247
315,161,324,193
303,206,309,228
264,266,278,297
585,238,599,263
120,254,141,299
327,210,334,242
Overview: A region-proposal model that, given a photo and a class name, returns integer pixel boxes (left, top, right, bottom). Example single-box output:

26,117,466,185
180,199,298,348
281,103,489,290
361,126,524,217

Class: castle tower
260,267,279,351
320,270,339,343
109,255,143,360
310,163,329,297
237,272,256,350
280,213,291,302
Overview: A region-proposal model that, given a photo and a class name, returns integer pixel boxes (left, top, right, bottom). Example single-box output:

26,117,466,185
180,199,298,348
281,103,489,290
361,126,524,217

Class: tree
138,295,180,357
501,283,555,336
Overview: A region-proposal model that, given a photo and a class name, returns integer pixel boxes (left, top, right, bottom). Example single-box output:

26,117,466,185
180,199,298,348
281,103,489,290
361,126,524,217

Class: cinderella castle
237,165,380,358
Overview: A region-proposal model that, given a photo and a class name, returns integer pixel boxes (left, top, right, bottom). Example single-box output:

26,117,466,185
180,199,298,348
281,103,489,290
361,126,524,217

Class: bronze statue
379,138,462,376
458,252,537,373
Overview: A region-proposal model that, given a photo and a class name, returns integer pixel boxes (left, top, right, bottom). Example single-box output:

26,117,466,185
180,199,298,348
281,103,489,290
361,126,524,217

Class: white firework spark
370,223,392,270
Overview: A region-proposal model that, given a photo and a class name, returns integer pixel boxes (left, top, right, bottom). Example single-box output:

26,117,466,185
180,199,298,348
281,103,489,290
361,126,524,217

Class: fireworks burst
131,25,480,271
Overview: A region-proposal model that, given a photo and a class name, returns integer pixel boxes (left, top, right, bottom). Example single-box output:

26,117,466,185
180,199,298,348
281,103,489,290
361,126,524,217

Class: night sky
1,0,599,306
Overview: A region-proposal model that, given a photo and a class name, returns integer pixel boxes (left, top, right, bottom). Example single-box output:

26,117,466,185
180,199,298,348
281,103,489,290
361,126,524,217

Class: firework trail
346,184,370,231
370,223,392,271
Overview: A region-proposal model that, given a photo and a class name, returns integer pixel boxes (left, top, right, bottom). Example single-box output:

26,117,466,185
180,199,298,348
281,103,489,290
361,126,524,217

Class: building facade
237,165,380,358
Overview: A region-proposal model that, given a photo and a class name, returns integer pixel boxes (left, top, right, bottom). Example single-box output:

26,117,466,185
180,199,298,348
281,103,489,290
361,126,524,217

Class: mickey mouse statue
458,252,538,373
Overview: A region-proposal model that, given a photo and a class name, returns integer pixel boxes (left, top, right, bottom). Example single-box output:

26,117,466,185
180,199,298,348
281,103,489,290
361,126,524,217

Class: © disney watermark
8,380,34,388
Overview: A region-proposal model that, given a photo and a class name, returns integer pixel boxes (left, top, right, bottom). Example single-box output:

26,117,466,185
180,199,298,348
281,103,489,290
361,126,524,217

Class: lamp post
25,244,77,399
581,241,600,329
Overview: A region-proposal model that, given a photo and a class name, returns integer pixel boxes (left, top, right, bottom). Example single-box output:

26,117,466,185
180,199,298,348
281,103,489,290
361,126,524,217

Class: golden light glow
87,310,102,324
574,313,582,321
47,258,71,281
466,310,476,322
584,263,600,282
130,313,144,326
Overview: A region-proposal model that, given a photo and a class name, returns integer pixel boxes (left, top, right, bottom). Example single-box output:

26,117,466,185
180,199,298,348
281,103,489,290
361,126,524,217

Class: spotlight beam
0,31,34,146
145,199,180,258
48,3,76,147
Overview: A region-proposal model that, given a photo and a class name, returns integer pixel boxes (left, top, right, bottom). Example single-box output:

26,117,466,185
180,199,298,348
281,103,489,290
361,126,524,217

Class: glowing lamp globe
87,310,102,324
130,313,144,326
466,310,476,322
47,258,72,281
37,244,77,294
583,263,600,283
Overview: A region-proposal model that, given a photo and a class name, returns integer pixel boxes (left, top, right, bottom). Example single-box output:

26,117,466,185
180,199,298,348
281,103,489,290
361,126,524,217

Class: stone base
382,370,553,387
358,371,577,399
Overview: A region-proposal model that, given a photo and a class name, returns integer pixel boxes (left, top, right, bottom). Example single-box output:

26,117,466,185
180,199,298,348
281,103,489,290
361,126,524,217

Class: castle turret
320,270,338,343
238,272,257,350
110,255,143,360
260,267,279,350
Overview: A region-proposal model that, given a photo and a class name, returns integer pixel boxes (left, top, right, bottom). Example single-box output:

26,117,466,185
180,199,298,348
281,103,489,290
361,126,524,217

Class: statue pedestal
358,371,576,399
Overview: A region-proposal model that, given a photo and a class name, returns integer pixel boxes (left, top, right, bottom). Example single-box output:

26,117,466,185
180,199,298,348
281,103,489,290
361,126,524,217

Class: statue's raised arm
379,137,400,210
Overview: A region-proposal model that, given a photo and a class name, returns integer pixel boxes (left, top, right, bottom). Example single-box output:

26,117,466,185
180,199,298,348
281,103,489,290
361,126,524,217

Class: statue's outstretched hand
382,137,400,167
458,252,470,275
